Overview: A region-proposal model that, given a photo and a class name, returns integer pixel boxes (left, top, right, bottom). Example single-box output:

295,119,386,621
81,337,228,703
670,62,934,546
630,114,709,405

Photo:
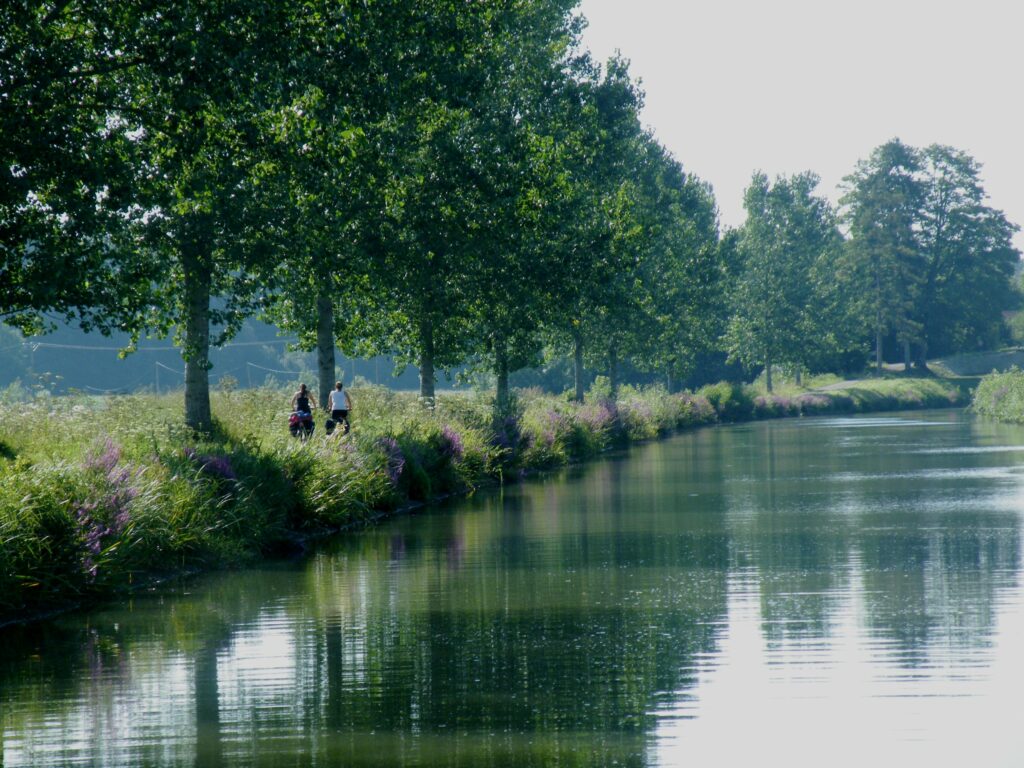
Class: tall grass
0,375,962,620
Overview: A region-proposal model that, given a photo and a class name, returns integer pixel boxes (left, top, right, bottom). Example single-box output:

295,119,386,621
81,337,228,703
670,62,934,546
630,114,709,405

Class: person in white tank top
328,381,352,434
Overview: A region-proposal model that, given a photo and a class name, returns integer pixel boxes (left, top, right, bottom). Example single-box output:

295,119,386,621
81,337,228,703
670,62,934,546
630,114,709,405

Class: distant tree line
725,139,1020,390
3,2,1019,426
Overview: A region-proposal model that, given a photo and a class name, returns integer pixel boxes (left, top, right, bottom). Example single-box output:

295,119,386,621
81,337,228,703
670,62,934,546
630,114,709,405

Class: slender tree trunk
419,315,435,402
875,325,883,376
316,291,335,409
765,354,773,393
183,252,212,432
666,365,674,393
875,264,883,376
608,344,619,400
795,367,802,387
573,328,585,402
903,338,911,372
495,336,510,411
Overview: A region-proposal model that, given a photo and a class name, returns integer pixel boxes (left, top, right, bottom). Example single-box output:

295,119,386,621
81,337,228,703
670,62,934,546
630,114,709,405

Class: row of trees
2,0,723,428
3,3,1019,421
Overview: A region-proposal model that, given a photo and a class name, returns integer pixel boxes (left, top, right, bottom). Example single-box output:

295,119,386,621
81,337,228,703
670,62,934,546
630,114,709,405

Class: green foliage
698,381,755,422
726,171,841,390
973,369,1024,422
841,139,1019,369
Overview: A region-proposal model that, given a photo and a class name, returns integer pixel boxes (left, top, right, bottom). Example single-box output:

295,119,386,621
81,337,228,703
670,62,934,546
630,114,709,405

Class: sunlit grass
748,371,845,396
0,375,962,620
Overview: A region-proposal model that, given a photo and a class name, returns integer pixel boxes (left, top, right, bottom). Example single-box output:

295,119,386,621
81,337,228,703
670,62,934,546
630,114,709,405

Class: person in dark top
291,383,314,414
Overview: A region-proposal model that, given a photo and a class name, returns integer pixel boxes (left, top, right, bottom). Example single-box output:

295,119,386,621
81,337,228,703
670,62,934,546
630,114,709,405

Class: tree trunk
795,367,802,387
608,344,619,400
875,326,883,376
495,336,510,411
573,328,585,402
316,291,335,409
915,339,929,371
666,366,674,393
903,339,911,372
875,265,884,376
419,316,435,402
765,354,773,393
183,253,212,432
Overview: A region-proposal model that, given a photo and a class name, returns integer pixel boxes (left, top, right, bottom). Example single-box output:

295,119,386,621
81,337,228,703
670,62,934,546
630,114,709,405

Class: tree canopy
3,6,1021,422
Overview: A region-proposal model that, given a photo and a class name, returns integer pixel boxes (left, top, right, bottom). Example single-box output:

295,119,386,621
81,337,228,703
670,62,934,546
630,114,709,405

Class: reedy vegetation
0,377,962,619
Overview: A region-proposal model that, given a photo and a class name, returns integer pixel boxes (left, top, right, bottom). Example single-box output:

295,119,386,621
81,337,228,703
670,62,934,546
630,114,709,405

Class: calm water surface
4,411,1024,767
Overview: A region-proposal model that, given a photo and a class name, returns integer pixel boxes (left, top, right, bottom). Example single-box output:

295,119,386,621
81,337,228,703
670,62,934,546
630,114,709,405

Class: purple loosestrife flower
491,416,522,452
84,438,121,475
677,393,716,422
546,409,568,433
77,439,141,581
439,426,464,462
578,403,612,433
377,437,406,486
201,455,237,480
182,447,238,480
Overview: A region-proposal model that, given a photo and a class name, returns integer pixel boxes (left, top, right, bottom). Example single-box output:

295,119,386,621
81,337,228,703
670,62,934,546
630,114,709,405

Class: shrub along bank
972,368,1024,422
0,377,962,622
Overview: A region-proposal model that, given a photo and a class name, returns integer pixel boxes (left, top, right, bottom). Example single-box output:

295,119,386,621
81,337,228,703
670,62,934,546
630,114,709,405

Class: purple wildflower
677,393,715,423
439,426,464,462
377,437,406,486
182,447,237,480
491,416,522,452
76,438,139,581
578,402,614,433
75,496,133,582
84,438,121,475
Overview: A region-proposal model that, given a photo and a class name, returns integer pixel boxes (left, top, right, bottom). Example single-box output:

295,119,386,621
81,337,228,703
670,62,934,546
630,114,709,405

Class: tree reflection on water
1,412,1022,767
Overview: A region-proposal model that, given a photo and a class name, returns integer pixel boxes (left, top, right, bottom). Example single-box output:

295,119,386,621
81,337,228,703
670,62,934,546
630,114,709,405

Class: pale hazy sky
579,0,1024,246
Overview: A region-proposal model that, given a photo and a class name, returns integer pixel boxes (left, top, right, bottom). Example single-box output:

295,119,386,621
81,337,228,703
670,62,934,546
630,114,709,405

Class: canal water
3,410,1024,767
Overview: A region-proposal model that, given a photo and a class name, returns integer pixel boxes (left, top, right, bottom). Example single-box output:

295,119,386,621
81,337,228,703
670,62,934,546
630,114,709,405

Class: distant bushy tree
727,171,839,391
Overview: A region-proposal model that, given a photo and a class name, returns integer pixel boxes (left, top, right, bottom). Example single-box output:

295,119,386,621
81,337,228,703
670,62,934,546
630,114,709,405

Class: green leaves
727,171,840,390
841,139,1020,368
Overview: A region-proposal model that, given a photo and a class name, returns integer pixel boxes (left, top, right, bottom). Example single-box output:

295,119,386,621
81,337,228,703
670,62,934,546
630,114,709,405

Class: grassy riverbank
0,376,962,622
